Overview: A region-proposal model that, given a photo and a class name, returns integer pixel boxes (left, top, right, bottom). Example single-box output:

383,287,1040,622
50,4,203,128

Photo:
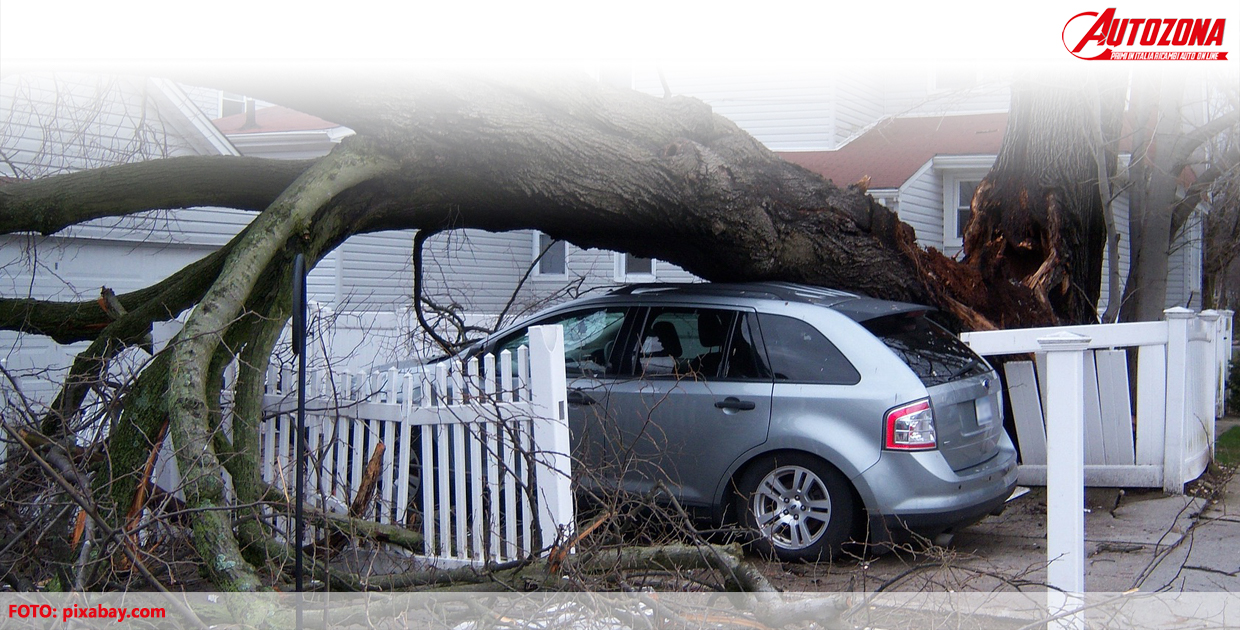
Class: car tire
735,453,855,562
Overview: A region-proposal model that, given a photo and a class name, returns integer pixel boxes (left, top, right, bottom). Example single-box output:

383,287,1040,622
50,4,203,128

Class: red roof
777,113,1008,189
213,105,341,135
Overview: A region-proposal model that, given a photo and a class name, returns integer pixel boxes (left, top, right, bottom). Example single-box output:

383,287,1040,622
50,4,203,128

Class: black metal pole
292,254,307,600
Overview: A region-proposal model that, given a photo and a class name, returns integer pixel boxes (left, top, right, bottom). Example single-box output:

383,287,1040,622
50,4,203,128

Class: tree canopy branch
0,156,313,236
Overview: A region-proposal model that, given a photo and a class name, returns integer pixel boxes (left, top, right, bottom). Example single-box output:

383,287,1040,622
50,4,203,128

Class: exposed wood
964,71,1123,325
321,441,389,554
351,442,387,518
122,420,170,564
69,511,87,548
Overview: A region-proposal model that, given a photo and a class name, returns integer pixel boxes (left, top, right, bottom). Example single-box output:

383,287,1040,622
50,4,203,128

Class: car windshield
861,313,989,386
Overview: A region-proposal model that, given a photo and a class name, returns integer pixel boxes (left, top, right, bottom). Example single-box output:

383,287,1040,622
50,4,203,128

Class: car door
489,306,635,487
603,306,774,508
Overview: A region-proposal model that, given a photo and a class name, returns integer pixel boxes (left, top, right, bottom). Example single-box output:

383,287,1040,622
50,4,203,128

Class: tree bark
1121,74,1239,321
163,141,396,591
0,156,311,236
964,72,1122,325
1,70,1048,333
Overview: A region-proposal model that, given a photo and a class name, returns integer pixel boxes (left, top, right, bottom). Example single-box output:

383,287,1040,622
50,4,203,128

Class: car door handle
715,397,756,411
567,389,597,406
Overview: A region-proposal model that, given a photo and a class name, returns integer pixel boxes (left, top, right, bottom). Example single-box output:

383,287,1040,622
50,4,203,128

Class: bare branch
0,156,313,236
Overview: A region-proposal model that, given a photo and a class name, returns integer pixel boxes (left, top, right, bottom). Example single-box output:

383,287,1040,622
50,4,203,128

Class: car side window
755,313,860,385
722,313,773,380
627,307,768,381
494,307,629,377
625,308,713,378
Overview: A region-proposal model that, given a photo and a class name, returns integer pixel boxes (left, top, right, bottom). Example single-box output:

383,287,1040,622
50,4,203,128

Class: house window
943,174,985,248
532,232,567,276
615,252,656,282
955,179,979,240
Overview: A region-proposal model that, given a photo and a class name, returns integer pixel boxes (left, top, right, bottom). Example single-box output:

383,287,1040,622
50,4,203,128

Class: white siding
56,207,254,247
0,235,218,302
418,229,529,319
0,74,231,178
896,161,946,251
333,231,416,312
417,229,700,327
880,66,1011,117
1165,212,1204,310
832,77,884,145
0,237,221,404
179,84,227,120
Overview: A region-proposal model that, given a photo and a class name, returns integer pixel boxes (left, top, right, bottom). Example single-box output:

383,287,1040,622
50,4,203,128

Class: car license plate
976,397,995,426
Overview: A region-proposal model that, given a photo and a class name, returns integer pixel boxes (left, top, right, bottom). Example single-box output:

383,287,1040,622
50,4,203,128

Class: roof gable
213,105,341,135
777,112,1007,189
0,74,238,178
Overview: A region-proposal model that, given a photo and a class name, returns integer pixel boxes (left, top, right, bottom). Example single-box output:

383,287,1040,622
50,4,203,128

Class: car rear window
756,313,860,385
862,313,989,386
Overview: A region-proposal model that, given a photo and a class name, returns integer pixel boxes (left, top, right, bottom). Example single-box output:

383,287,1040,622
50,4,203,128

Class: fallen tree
1,66,1065,593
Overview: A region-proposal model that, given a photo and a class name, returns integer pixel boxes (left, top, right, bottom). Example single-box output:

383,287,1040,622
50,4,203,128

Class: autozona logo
1063,8,1228,60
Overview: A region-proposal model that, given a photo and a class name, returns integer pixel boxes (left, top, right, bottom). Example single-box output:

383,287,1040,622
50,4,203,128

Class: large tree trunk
964,72,1124,325
1120,74,1239,322
1121,73,1188,323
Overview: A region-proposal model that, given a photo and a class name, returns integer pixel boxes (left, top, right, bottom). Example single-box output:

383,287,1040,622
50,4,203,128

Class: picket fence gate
960,307,1232,493
260,325,572,567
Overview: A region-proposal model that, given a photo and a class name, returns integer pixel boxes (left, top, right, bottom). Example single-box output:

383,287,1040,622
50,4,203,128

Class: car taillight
885,399,936,450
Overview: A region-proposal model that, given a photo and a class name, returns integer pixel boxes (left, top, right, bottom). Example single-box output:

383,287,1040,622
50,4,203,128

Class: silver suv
481,282,1018,561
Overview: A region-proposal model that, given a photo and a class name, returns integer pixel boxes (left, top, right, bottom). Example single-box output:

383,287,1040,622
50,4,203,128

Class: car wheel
736,453,855,562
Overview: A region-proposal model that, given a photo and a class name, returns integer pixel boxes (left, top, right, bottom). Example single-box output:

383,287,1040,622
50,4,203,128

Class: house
0,75,426,400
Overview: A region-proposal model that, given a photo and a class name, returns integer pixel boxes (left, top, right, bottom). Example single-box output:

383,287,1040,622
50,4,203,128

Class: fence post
1163,308,1194,493
1221,310,1234,416
1038,331,1091,596
1200,311,1221,443
526,325,573,550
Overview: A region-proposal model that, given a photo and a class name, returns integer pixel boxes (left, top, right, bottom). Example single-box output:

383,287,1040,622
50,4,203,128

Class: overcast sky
2,1,1237,72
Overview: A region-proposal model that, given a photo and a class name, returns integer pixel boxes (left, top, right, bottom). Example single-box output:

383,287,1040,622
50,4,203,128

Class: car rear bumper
855,432,1019,543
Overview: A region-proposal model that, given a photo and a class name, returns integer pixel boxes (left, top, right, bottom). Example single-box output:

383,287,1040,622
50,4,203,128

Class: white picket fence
960,308,1234,493
260,325,572,567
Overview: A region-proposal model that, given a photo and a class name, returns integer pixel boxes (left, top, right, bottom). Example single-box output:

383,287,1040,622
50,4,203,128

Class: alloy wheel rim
752,465,833,550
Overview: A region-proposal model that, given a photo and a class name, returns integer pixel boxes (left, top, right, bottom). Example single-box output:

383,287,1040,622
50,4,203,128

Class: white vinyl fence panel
260,325,571,567
961,308,1232,493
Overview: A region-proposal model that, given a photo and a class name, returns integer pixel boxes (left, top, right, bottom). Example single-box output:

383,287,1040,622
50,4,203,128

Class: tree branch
0,235,237,344
0,156,313,236
166,137,397,591
1173,110,1240,169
